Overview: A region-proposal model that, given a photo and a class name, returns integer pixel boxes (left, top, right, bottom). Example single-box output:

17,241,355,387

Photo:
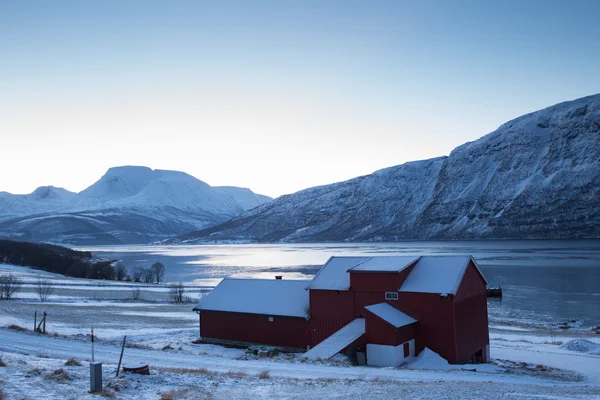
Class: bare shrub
258,370,270,379
45,368,71,382
131,287,142,300
0,273,22,300
36,276,55,301
169,283,185,303
65,357,82,366
143,268,154,284
151,262,166,284
7,324,26,332
131,266,144,282
115,264,129,281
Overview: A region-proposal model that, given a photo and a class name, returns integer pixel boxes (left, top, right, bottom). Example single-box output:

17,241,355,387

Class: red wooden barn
193,255,490,366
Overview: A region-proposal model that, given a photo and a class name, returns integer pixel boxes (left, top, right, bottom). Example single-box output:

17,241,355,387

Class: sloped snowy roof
349,256,420,273
303,318,365,360
193,278,310,318
364,303,417,328
399,256,486,295
307,257,371,290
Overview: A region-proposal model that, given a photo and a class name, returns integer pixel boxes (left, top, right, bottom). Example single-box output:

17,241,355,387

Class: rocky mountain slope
175,94,600,243
0,166,271,244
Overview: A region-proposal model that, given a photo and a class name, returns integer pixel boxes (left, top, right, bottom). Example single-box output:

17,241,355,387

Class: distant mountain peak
28,186,76,201
0,165,272,245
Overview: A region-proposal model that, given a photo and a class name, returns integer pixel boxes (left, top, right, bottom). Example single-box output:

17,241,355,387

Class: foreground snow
1,264,600,399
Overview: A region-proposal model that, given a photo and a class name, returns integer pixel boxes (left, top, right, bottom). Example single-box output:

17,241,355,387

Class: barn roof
349,256,420,273
193,278,310,318
399,256,487,295
307,256,371,290
365,303,417,328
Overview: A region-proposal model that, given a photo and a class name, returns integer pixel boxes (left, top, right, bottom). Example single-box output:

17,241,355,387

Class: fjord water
85,240,600,329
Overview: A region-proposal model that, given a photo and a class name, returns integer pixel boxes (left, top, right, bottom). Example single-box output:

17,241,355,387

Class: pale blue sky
1,0,599,197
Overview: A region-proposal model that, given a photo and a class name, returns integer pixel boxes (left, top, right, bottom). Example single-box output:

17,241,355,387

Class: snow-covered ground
1,264,599,399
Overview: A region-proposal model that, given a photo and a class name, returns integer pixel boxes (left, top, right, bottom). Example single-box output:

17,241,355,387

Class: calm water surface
83,241,600,328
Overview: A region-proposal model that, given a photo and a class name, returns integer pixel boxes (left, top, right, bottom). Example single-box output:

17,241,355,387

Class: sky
1,0,599,198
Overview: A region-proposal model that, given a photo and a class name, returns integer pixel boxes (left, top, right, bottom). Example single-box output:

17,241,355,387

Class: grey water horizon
82,240,600,329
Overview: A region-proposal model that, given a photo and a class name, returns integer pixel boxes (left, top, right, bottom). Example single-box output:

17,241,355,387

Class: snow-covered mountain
0,166,272,244
175,94,600,243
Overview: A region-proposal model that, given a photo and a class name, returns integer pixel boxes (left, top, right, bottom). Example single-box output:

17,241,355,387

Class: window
385,292,398,300
268,316,274,322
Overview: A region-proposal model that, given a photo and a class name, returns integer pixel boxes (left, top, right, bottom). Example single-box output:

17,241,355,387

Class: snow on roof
399,256,483,295
364,303,417,328
193,278,310,318
349,256,420,273
303,318,365,360
307,257,371,290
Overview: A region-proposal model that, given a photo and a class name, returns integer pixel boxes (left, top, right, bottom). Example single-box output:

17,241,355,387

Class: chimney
275,275,283,280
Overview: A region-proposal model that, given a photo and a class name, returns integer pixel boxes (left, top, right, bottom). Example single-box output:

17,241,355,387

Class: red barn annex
193,256,490,366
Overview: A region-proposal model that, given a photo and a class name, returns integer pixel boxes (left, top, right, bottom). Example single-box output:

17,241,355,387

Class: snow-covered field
1,264,599,399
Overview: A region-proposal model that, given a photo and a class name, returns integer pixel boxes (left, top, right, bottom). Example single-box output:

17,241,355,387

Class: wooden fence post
34,311,37,332
116,335,127,377
43,312,47,334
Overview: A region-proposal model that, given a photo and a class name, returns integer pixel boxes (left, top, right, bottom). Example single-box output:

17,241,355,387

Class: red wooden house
193,255,490,366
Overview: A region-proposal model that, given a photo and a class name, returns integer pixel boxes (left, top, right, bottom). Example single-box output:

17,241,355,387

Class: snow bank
561,339,600,355
407,348,451,369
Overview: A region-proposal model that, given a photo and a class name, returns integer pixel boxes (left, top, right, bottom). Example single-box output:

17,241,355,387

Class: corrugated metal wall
200,310,309,349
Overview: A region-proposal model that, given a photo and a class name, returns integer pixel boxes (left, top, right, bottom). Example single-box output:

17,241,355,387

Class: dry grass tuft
0,358,6,367
6,324,27,332
27,367,44,376
126,342,152,350
316,377,335,383
258,370,271,379
162,344,174,351
160,389,189,400
0,388,5,400
225,370,247,378
44,368,72,382
158,367,217,376
98,388,115,398
65,357,82,366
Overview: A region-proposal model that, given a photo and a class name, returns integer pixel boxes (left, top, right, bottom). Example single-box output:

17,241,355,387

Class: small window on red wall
385,292,398,300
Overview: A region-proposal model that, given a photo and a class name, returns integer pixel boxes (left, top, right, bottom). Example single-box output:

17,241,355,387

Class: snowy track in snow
0,329,592,387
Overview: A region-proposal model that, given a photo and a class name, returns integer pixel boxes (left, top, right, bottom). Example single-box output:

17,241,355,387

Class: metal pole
91,328,95,363
34,311,37,332
116,335,126,377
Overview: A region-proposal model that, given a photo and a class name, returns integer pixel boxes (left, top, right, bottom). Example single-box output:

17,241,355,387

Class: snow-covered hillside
0,166,272,244
176,94,600,243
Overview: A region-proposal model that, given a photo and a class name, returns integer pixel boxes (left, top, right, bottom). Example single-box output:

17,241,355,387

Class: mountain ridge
173,93,600,243
0,166,272,244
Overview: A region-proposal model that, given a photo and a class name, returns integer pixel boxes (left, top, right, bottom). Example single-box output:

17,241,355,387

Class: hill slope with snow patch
175,94,600,243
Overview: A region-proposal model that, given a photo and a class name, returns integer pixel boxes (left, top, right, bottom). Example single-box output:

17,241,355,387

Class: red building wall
309,290,355,347
396,292,458,363
365,311,418,346
349,266,414,292
200,310,309,349
453,262,489,362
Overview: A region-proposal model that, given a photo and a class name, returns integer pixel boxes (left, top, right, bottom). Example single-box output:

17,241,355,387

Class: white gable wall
367,339,415,367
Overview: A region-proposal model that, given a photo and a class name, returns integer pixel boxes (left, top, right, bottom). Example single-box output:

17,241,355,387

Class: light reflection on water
83,240,600,328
